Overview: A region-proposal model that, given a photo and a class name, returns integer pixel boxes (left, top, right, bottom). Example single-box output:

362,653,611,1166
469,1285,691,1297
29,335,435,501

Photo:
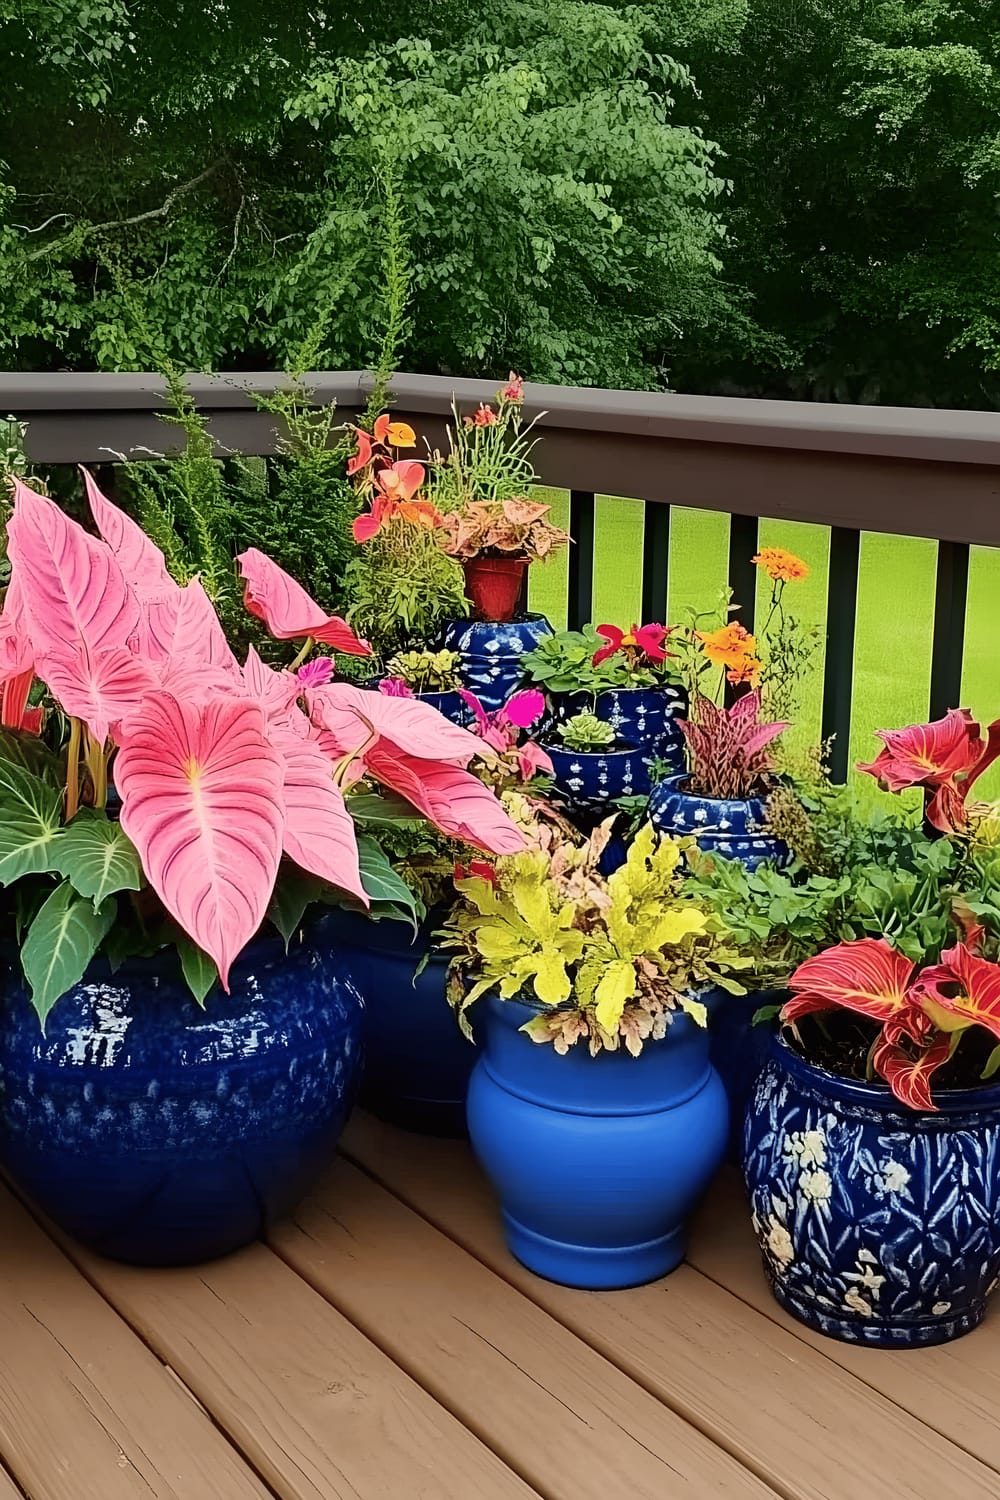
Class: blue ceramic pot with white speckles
647,774,790,870
442,614,553,713
0,921,363,1266
545,740,648,815
744,1032,1000,1347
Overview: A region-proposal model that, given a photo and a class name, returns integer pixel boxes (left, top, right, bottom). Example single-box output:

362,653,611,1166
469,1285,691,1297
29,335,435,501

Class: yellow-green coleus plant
439,803,748,1055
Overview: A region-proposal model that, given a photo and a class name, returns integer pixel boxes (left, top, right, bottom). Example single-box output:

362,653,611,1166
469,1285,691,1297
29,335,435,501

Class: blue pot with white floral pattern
443,614,553,713
545,740,648,815
0,921,363,1266
743,1031,1000,1347
648,774,790,870
593,685,687,770
467,994,728,1289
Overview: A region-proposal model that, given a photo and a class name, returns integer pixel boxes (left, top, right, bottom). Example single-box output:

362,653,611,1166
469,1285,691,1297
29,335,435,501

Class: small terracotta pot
463,555,528,623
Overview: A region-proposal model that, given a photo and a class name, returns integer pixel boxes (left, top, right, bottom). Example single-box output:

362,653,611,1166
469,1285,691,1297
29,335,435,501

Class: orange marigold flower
752,548,809,582
727,656,763,688
697,621,758,667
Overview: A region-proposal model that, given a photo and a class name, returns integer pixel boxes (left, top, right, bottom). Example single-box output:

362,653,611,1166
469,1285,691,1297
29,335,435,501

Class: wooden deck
2,1113,999,1500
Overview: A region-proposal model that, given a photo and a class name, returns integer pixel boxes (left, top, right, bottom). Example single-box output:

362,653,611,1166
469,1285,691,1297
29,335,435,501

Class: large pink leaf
309,682,490,766
237,548,371,654
367,745,526,854
8,478,140,659
271,726,367,902
140,577,238,679
115,692,285,988
40,645,156,743
241,647,303,730
81,467,173,590
0,574,34,680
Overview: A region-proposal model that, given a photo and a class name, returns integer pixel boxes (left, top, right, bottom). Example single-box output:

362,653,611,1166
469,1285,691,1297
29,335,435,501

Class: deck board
60,1227,538,1500
691,1171,1000,1471
343,1113,1000,1500
270,1157,776,1500
0,1183,270,1500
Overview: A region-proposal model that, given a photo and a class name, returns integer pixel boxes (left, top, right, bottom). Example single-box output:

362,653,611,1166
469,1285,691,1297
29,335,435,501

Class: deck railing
2,370,999,783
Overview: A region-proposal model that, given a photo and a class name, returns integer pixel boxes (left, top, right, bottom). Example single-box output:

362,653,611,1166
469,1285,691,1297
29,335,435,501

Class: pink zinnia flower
296,657,335,689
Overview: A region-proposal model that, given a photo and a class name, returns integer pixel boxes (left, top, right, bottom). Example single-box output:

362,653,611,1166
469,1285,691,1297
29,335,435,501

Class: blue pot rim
653,772,768,813
770,1028,1000,1121
443,611,550,634
544,740,643,759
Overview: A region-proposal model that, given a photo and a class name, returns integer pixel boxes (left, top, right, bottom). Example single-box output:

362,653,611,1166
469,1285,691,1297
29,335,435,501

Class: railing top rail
3,370,999,546
4,369,1000,464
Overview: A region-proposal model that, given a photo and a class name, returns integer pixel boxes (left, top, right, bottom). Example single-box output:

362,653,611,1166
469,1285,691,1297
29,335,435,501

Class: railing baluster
928,540,970,721
567,490,596,631
641,501,671,623
727,514,759,633
822,527,862,782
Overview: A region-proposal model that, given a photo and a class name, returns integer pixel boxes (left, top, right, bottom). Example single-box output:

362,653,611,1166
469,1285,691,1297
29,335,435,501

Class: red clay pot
463,555,529,622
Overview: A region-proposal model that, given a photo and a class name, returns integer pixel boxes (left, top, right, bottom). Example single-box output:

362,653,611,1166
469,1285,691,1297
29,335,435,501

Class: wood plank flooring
0,1111,998,1500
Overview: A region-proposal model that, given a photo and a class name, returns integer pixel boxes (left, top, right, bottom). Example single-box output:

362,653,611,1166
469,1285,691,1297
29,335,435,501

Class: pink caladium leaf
81,467,173,591
237,548,371,654
8,478,140,660
143,577,240,679
270,726,367,903
40,645,157,744
241,647,303,730
365,746,526,854
115,692,285,989
0,574,34,680
309,682,491,766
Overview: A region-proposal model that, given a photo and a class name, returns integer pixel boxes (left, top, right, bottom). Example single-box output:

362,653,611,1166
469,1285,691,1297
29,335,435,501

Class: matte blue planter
325,910,476,1137
743,1032,1000,1347
546,740,647,814
443,614,553,713
0,924,363,1266
648,774,790,870
707,987,786,1162
467,995,728,1289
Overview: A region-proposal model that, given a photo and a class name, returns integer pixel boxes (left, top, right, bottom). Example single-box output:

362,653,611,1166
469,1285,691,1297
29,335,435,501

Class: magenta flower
296,657,334,689
378,676,415,698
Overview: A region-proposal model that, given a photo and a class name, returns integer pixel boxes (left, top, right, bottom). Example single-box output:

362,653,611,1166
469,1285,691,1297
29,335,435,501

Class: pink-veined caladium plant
678,689,790,801
0,473,525,1025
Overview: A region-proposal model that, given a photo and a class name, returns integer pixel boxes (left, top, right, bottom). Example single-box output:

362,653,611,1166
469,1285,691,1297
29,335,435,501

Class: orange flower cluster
752,548,809,582
697,620,763,687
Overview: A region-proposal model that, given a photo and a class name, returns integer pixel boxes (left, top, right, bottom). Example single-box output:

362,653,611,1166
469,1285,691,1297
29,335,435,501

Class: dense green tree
678,0,1000,405
0,0,746,386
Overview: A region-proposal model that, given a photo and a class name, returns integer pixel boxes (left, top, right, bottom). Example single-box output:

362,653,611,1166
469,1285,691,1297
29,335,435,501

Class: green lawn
529,491,1000,799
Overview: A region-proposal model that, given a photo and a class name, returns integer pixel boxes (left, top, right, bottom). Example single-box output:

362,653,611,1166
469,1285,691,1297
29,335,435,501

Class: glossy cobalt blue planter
743,1032,1000,1347
707,987,786,1162
0,926,363,1265
648,774,790,870
545,741,647,815
467,995,728,1289
325,909,476,1137
593,685,686,769
443,614,553,713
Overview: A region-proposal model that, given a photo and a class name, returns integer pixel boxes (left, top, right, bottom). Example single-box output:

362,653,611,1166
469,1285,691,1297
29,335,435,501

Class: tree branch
25,160,228,261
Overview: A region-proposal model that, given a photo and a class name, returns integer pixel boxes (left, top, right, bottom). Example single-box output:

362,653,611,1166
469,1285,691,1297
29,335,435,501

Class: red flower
592,622,672,668
857,709,1000,832
501,372,524,402
346,428,373,477
473,404,497,427
454,859,497,884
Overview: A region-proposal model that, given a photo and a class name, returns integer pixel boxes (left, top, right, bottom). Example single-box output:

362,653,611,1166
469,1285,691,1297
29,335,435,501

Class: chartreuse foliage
441,816,747,1054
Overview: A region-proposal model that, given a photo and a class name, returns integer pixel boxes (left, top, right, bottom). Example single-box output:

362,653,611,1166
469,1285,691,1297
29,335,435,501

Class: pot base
364,1091,467,1139
768,1271,986,1349
504,1211,685,1291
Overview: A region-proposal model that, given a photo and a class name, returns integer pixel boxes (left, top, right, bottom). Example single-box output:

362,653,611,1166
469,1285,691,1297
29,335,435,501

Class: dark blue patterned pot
706,987,786,1162
594,685,686,769
743,1032,1000,1347
467,995,728,1289
545,740,647,814
648,774,790,870
443,614,553,713
325,909,476,1137
369,683,471,728
0,923,363,1266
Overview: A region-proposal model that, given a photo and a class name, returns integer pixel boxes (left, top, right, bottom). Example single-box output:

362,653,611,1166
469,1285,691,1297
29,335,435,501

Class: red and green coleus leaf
781,937,917,1026
912,941,1000,1043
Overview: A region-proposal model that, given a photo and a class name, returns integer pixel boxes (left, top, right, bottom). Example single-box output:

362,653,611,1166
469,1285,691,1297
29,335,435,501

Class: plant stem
289,636,315,671
65,716,82,820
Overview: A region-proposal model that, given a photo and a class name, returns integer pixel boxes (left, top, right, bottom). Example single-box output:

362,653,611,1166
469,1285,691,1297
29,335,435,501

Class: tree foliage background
1,0,998,404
